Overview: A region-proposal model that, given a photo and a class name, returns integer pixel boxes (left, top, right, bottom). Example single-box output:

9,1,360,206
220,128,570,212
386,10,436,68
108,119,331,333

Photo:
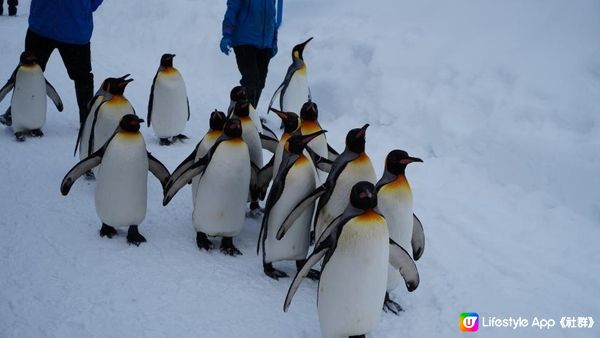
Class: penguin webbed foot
0,110,12,126
196,232,213,251
246,202,264,218
100,224,117,238
84,170,96,180
306,269,321,281
159,138,173,146
14,132,26,142
174,134,189,141
383,292,403,315
127,225,146,246
220,237,242,256
29,129,43,137
264,263,288,280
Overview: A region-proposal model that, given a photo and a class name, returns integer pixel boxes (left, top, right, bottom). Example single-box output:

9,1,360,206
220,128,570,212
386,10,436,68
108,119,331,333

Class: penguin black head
224,118,243,138
101,74,130,91
287,130,327,155
19,51,38,65
119,114,144,132
350,181,378,210
292,37,313,60
160,54,175,68
300,101,318,121
385,149,423,175
345,124,369,154
109,77,134,96
209,110,227,130
230,86,248,102
233,100,251,117
270,108,299,133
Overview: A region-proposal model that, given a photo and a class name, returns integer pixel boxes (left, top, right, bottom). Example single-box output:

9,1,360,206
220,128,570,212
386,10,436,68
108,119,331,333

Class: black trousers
234,45,272,108
25,29,94,125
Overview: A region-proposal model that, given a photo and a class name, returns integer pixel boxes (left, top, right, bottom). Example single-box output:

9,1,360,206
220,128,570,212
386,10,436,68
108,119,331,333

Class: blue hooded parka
222,0,283,49
28,0,104,45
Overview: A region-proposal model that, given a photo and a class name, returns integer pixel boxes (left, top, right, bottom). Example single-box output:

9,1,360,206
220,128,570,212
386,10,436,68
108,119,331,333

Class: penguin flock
2,39,426,338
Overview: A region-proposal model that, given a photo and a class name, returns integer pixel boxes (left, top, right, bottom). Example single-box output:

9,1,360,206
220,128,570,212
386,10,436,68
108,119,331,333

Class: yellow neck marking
301,120,321,134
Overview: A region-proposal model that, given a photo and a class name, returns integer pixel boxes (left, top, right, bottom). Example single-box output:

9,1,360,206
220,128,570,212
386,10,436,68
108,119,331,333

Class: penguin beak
120,78,134,87
169,54,176,59
400,157,423,165
299,37,314,49
118,74,131,81
136,117,145,123
301,130,327,146
356,124,369,138
269,107,288,120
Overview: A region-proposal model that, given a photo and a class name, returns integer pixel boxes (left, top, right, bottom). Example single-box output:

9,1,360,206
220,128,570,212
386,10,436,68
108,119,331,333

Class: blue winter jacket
222,0,281,49
29,0,104,45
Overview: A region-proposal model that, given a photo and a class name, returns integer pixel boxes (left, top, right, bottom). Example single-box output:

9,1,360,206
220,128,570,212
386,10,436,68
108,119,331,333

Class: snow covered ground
1,0,599,337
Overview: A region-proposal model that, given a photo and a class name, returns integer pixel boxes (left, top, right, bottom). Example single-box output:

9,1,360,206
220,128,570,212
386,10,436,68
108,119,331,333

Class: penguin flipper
262,123,278,141
306,147,333,173
186,97,191,121
277,185,327,240
327,144,340,161
0,66,18,103
60,149,104,195
268,81,286,113
412,213,425,261
260,133,279,153
169,148,199,185
163,159,207,206
45,80,64,112
148,152,170,189
258,156,274,199
283,246,329,312
147,72,158,127
389,238,420,292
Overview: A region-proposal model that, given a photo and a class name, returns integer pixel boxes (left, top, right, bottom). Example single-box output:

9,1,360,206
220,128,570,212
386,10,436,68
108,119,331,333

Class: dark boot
8,6,16,16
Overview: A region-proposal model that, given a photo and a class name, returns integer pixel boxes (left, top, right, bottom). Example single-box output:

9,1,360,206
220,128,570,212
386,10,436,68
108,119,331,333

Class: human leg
58,42,94,125
234,45,261,107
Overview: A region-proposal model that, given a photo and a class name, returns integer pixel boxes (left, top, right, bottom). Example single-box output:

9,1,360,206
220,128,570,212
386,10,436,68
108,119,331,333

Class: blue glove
220,37,232,55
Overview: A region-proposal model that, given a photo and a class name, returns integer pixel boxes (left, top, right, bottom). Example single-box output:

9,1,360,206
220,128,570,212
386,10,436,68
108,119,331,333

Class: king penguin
258,130,326,280
0,51,63,141
231,101,264,211
163,118,253,256
147,53,190,145
88,76,135,157
278,124,376,242
283,181,420,338
299,101,339,162
269,108,300,179
74,74,130,179
376,149,425,314
268,37,313,118
169,110,227,205
61,114,170,245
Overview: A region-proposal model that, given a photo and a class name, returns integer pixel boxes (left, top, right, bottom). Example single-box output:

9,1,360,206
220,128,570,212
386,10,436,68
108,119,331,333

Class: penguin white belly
316,157,376,238
378,187,414,291
95,133,148,227
11,67,47,133
307,134,328,160
193,140,250,236
282,73,309,114
249,105,263,133
264,157,316,263
93,99,134,152
150,72,188,138
241,118,263,167
192,133,219,204
79,97,103,160
318,214,389,338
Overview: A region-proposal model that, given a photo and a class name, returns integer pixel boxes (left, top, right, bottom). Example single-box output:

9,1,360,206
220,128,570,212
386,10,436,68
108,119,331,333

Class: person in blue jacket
0,0,18,16
0,0,103,127
220,0,283,108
